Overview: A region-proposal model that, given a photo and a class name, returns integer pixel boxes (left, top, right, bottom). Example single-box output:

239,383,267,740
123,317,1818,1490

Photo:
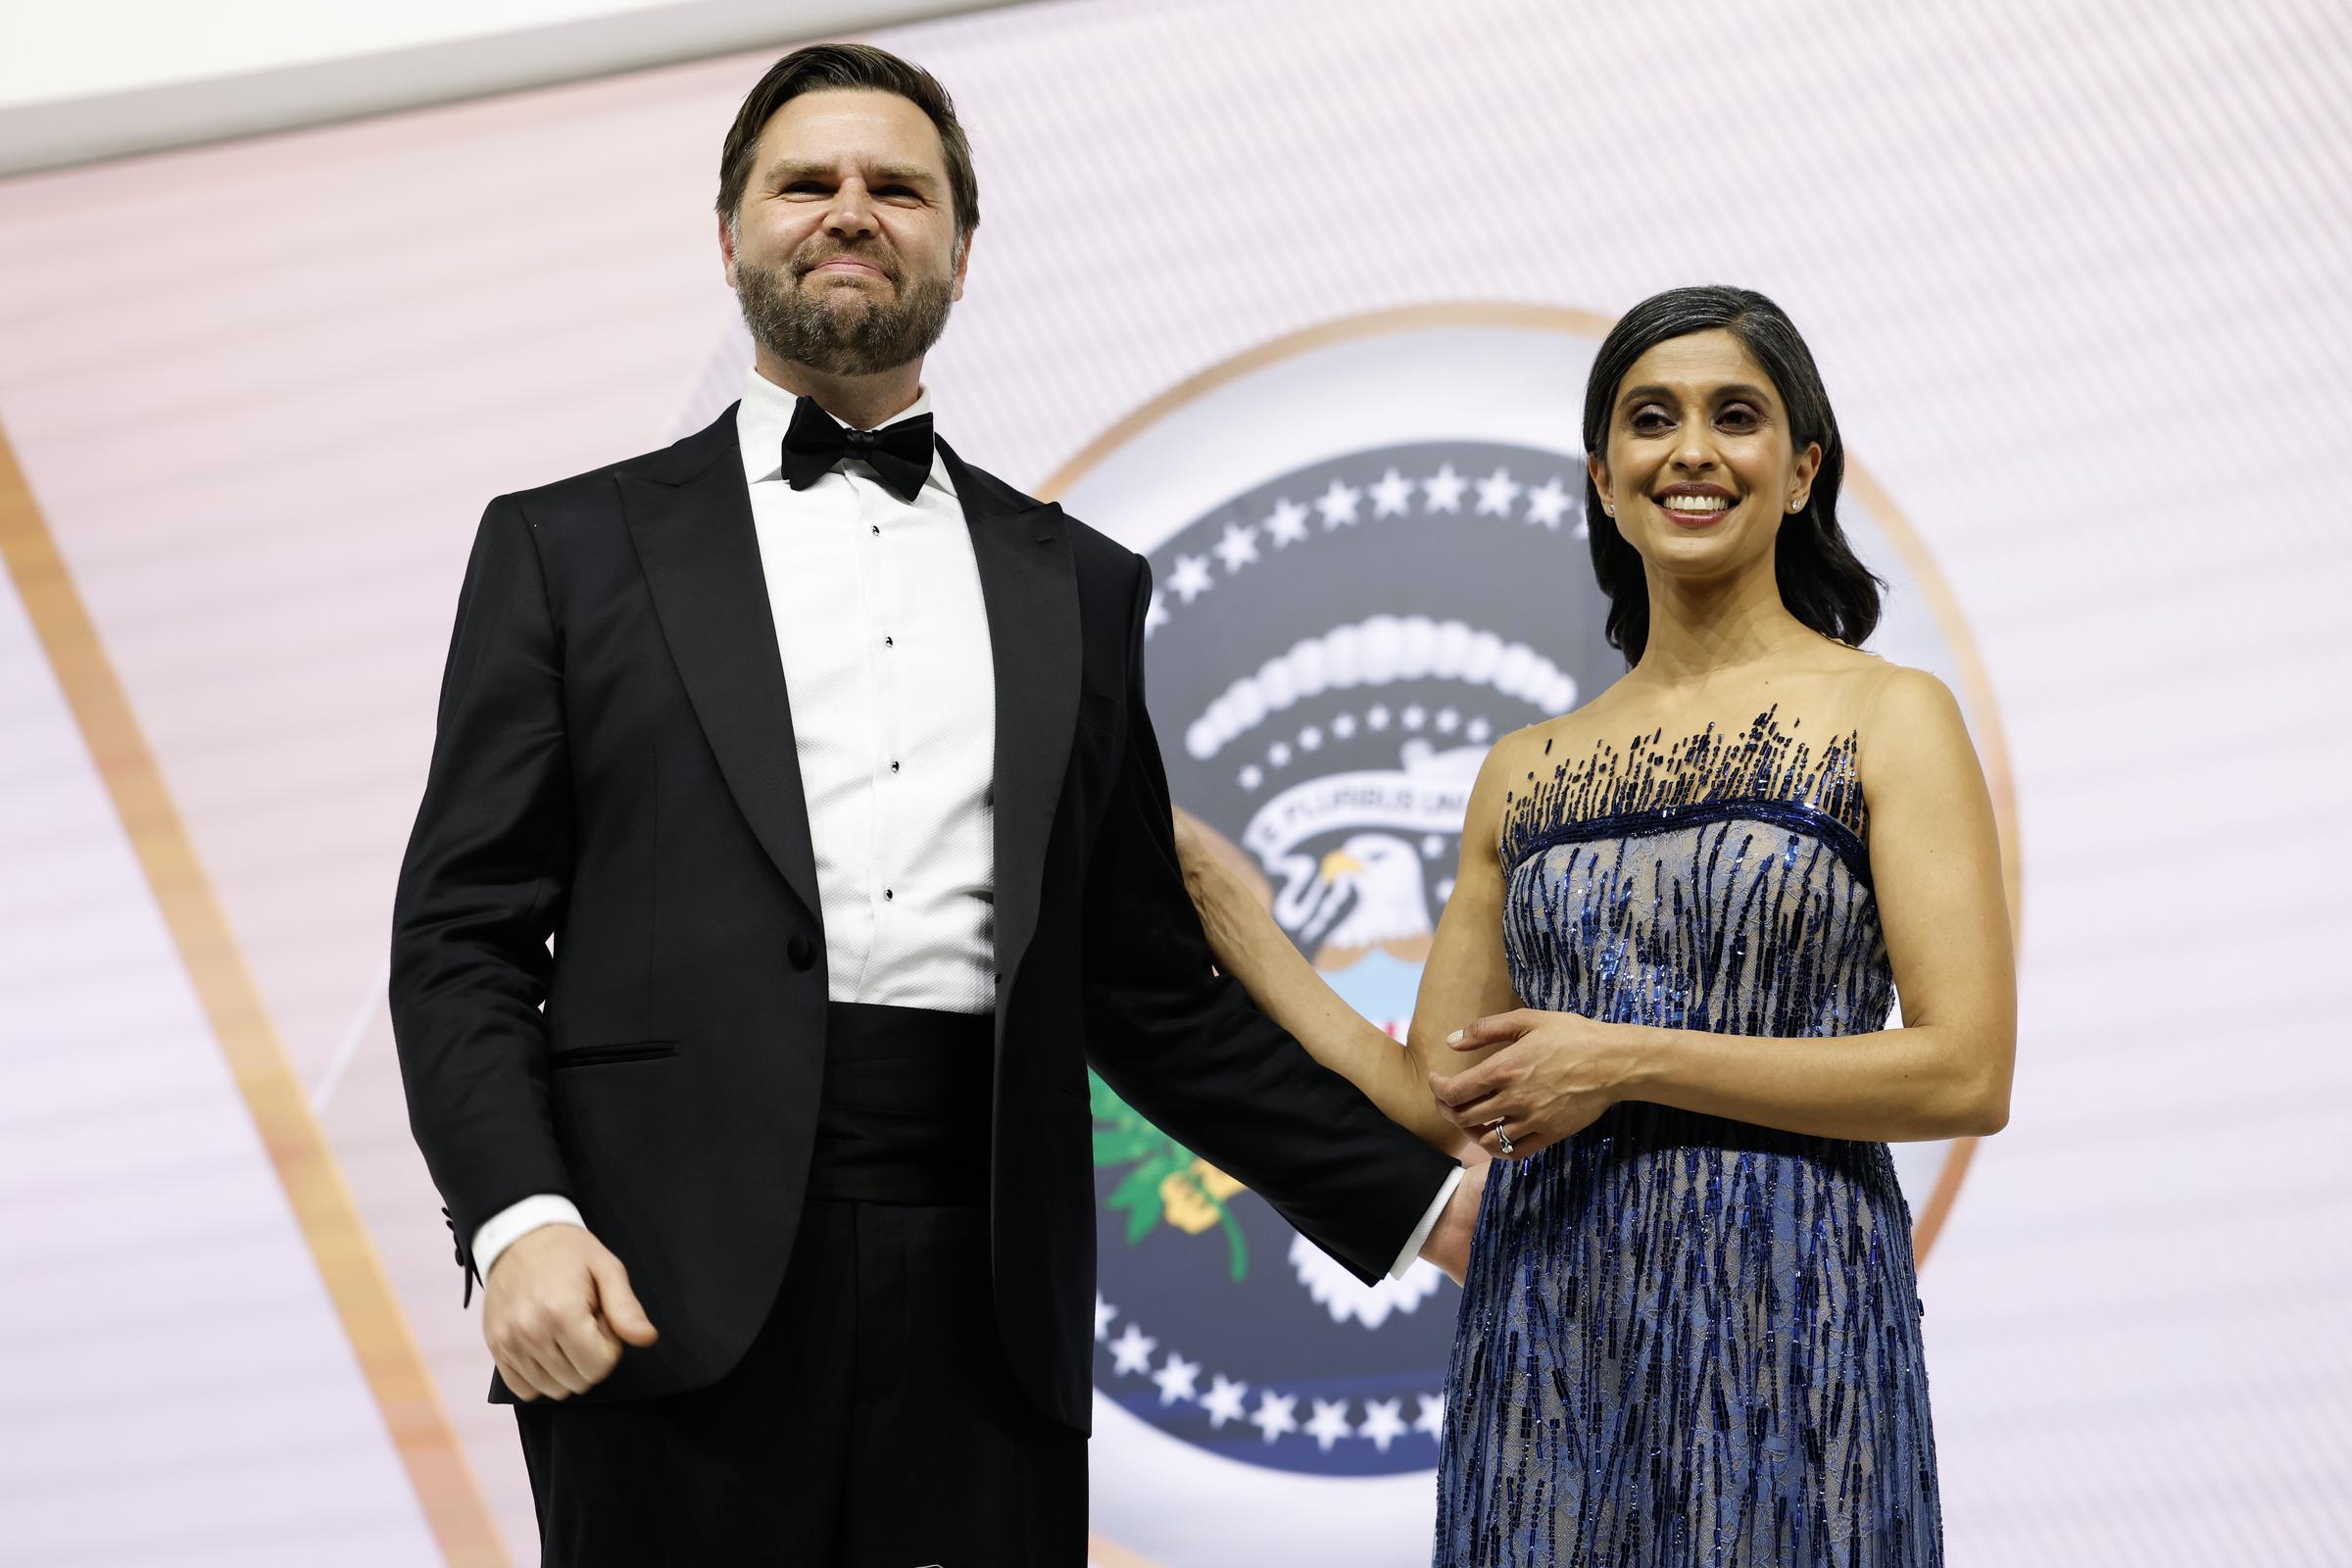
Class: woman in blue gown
1174,286,2015,1566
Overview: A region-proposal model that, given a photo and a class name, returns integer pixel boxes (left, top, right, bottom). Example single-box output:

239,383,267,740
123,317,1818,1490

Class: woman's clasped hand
1428,1009,1634,1162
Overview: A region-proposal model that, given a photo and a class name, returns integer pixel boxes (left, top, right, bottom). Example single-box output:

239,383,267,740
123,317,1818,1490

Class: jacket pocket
1077,686,1120,734
550,1038,681,1069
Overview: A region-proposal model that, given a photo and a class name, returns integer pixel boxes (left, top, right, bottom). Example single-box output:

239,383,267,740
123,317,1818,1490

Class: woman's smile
1652,482,1739,526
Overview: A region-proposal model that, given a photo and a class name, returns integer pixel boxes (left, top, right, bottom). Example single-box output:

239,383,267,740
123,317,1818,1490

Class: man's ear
718,214,738,289
951,224,976,303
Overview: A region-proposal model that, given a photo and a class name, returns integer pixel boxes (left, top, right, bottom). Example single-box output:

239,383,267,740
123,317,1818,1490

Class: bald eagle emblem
1305,833,1433,957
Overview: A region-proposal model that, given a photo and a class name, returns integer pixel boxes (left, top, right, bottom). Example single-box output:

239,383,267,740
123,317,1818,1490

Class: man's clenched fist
482,1224,659,1400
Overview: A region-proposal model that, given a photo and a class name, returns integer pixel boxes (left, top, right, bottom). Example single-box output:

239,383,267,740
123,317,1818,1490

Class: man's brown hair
715,43,979,244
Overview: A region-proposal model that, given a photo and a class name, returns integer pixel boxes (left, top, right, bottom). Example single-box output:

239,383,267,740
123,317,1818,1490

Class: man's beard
734,243,956,377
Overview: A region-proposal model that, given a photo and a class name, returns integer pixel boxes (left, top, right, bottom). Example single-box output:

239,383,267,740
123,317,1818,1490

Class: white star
1415,1394,1446,1438
1239,764,1264,790
1369,467,1416,516
1525,477,1573,529
1366,706,1392,731
1264,497,1310,547
1250,1391,1299,1444
1152,1351,1201,1405
1423,465,1468,513
1200,1374,1250,1429
1168,554,1214,605
1359,1397,1408,1453
1315,478,1362,529
1574,514,1591,540
1094,1294,1116,1343
1437,876,1456,902
1476,466,1523,516
1298,726,1322,752
1466,717,1493,742
1436,708,1460,733
1144,591,1168,639
1109,1323,1157,1376
1422,834,1446,858
1214,522,1260,573
1331,712,1358,739
1402,705,1427,729
1268,741,1293,767
1304,1399,1354,1451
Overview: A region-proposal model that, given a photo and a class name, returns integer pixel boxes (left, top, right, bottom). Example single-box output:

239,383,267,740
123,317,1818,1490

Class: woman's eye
1630,410,1672,434
1717,405,1761,429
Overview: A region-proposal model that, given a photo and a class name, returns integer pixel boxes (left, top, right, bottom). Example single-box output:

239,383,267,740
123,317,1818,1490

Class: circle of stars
1097,1293,1446,1455
1145,461,1586,640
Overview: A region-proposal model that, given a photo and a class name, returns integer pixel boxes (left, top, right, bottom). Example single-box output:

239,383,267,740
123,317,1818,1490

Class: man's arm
1079,559,1459,1286
389,494,579,1282
390,496,661,1400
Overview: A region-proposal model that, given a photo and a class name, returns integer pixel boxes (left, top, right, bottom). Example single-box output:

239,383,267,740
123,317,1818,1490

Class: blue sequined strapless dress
1435,710,1940,1566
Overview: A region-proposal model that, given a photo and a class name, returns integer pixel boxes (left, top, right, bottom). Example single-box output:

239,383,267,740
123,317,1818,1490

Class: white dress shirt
469,368,1456,1284
736,371,1001,1011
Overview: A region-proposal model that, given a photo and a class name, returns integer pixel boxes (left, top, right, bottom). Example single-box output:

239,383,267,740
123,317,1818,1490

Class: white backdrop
2,0,2348,1562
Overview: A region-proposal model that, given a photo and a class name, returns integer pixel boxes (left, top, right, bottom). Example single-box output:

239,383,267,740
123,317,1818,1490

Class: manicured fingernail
1446,1029,1463,1046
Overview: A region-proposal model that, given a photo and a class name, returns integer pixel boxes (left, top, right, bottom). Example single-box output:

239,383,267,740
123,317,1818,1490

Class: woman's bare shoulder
1488,685,1636,778
1466,684,1633,839
1760,642,1923,733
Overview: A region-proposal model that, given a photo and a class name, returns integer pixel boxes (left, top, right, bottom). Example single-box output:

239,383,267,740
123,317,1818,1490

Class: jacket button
788,934,814,970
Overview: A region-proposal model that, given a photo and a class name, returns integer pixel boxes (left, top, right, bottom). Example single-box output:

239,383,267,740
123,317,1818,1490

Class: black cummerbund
806,1002,994,1206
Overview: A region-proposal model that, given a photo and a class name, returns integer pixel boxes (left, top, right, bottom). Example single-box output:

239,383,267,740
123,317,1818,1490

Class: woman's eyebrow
1618,381,1773,406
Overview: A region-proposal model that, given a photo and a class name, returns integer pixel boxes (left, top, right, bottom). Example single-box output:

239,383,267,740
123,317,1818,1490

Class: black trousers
513,1199,1087,1567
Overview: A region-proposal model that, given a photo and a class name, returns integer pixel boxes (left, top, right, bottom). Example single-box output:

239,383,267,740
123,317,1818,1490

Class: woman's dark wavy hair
1582,285,1882,664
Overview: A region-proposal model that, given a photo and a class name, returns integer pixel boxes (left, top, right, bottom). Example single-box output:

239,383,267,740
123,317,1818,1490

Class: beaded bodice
1498,706,1892,1041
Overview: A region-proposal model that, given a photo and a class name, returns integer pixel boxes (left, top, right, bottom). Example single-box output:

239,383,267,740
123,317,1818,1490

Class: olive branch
1089,1070,1250,1282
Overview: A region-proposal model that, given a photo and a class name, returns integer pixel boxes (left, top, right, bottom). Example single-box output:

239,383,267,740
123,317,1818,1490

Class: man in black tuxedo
392,42,1478,1566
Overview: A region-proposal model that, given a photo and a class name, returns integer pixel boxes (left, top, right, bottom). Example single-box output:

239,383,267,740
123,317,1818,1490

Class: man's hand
482,1223,659,1401
1416,1158,1491,1287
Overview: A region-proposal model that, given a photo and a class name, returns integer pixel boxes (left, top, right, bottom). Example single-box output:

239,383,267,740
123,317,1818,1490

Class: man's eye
782,182,826,196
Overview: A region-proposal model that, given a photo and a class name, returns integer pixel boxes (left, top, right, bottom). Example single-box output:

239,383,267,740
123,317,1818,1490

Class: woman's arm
1436,669,2015,1153
1177,745,1526,1155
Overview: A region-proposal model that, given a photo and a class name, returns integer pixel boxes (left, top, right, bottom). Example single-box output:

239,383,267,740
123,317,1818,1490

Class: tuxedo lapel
943,440,1079,1004
619,405,822,925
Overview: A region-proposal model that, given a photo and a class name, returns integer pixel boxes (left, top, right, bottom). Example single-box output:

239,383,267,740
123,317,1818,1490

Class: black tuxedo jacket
389,404,1454,1430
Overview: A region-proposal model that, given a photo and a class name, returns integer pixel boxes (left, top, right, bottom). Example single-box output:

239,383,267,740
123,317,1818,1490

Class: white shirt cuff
1389,1165,1465,1280
470,1194,585,1284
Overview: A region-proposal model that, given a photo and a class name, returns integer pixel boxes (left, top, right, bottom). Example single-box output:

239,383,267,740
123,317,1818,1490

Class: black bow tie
782,395,935,504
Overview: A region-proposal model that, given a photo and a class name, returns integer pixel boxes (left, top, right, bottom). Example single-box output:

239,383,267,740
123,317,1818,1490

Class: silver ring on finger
1489,1117,1515,1157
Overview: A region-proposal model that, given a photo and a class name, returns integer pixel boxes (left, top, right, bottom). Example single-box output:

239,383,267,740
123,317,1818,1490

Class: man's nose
825,181,878,237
